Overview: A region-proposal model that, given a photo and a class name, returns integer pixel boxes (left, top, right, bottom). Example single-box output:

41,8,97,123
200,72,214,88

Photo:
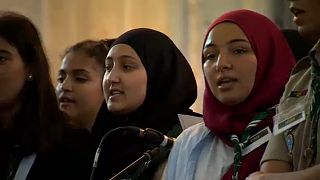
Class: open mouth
217,77,237,86
59,97,75,103
109,89,124,98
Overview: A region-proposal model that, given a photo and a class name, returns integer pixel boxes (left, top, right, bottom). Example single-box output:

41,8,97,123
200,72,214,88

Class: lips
217,76,237,86
216,76,237,90
59,96,75,103
110,89,123,96
290,7,305,17
108,88,124,100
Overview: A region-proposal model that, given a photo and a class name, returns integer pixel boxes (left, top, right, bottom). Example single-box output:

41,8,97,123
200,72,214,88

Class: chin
218,95,246,106
107,103,124,115
218,98,238,106
61,109,71,115
107,104,117,113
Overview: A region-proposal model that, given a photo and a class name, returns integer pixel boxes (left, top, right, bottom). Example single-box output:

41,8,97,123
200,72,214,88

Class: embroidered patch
289,89,308,97
286,132,294,155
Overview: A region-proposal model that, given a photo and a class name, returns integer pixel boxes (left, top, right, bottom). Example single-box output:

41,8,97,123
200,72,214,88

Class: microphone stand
109,147,160,180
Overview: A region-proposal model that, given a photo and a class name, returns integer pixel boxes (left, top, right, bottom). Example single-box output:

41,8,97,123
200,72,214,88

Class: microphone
90,126,175,180
142,127,175,149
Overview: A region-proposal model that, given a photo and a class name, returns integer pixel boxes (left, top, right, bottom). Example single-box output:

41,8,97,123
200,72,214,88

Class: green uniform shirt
261,40,320,171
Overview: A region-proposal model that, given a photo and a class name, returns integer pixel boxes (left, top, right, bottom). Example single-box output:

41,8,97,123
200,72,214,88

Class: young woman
56,39,114,131
0,11,91,180
163,9,296,180
91,28,201,180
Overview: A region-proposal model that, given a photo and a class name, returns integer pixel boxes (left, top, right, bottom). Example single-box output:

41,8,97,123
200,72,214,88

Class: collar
310,39,320,64
292,39,320,74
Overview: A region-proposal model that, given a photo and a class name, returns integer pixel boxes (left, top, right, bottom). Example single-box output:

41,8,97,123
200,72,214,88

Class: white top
14,153,36,180
162,123,233,180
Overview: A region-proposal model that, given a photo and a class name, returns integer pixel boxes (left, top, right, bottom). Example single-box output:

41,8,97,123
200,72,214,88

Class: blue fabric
164,123,234,180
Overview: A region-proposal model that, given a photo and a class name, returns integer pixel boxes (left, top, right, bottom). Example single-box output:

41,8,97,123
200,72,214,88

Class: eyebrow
58,69,89,75
204,38,249,49
227,39,249,45
0,49,12,55
106,55,137,62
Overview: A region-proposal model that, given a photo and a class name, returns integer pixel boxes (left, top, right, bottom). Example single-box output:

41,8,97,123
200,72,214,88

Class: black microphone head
118,126,143,137
143,128,164,145
108,126,143,138
143,128,176,148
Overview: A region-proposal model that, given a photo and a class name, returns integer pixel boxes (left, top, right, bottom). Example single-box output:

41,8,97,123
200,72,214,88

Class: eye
233,48,248,55
57,75,65,83
123,64,134,70
105,63,113,72
204,52,217,61
0,56,8,64
75,77,88,82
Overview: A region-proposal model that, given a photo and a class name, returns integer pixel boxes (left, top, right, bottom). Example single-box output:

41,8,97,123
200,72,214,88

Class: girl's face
203,22,257,106
103,44,147,115
56,51,104,129
0,36,28,111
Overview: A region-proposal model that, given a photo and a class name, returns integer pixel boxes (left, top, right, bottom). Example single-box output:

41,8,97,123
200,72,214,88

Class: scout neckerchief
230,111,270,180
310,57,320,161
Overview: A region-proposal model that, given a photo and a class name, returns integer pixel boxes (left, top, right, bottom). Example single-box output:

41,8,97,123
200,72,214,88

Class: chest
275,69,320,170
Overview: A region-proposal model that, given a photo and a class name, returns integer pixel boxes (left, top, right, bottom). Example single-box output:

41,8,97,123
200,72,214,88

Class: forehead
108,44,140,59
61,51,101,70
205,22,249,46
0,36,19,54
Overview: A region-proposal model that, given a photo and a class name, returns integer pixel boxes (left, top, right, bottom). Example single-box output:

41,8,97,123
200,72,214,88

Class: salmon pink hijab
202,9,296,179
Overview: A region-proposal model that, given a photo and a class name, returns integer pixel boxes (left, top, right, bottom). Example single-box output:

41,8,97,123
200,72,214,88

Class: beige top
261,40,320,171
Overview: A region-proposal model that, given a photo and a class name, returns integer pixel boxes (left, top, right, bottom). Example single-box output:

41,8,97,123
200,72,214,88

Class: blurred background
0,0,295,113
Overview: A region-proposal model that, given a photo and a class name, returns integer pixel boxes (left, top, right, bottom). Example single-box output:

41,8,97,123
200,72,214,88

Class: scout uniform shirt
261,40,320,170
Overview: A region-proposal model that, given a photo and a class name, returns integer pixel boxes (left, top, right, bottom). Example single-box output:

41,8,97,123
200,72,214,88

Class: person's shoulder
184,122,207,132
291,39,320,75
292,56,311,75
176,122,210,143
283,56,311,96
169,123,210,160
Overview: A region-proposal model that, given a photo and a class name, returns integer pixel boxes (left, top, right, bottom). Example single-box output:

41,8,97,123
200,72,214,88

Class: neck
0,102,21,129
69,112,98,132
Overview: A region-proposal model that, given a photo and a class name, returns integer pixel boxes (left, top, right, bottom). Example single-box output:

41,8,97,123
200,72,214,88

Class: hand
246,171,266,180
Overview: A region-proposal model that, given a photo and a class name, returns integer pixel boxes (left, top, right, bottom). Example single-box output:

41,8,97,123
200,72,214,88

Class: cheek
240,62,257,95
102,77,110,99
0,72,26,104
56,84,62,94
136,79,147,101
130,74,147,107
203,66,217,92
87,86,104,99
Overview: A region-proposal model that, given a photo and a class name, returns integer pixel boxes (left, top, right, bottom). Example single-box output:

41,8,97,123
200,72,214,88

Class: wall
0,0,294,113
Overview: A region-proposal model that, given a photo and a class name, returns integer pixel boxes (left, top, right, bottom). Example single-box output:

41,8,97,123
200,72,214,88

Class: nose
59,77,72,92
215,52,232,72
105,67,120,84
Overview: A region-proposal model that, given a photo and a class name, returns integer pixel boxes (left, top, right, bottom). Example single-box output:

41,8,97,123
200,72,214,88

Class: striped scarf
230,111,270,180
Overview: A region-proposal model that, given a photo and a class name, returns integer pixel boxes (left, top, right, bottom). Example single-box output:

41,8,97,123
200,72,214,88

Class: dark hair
63,38,116,68
0,11,64,153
